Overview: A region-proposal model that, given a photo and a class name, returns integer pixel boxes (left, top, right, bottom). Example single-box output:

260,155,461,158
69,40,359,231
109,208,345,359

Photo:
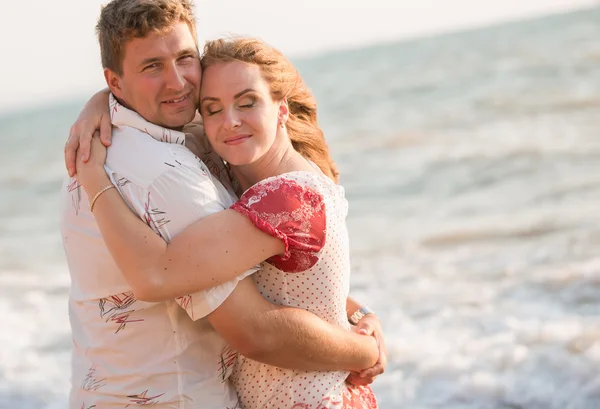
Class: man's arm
74,137,377,372
207,277,379,372
345,296,388,385
346,296,363,322
75,139,285,302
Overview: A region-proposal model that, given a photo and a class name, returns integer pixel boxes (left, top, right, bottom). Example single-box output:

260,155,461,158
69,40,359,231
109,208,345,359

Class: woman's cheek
204,123,219,146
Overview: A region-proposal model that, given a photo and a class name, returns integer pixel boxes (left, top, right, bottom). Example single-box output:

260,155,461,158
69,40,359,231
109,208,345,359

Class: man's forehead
123,23,196,63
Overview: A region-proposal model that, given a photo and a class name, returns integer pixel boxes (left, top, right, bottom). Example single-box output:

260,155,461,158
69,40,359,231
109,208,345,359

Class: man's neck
112,95,184,132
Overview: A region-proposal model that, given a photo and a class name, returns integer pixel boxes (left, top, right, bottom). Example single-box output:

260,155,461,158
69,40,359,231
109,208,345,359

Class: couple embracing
61,0,386,408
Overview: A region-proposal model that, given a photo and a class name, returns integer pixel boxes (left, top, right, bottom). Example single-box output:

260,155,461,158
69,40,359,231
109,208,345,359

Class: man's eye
143,63,159,71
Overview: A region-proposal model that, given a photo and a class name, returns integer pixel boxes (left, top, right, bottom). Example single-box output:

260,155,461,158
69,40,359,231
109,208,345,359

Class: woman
73,37,382,408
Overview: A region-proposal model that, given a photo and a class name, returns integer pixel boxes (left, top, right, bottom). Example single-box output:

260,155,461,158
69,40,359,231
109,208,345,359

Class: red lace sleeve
230,177,326,273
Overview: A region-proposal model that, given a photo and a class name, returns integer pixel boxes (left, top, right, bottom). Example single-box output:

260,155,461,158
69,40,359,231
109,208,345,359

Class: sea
1,6,600,409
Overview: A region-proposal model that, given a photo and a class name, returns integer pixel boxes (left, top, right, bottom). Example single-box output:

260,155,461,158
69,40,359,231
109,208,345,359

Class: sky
0,0,593,114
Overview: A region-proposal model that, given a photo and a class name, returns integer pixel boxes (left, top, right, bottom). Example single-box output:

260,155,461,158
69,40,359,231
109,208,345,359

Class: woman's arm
65,88,112,177
76,138,284,301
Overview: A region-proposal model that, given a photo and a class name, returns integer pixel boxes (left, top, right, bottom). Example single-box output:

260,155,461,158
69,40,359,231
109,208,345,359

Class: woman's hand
75,131,110,194
65,88,112,177
346,314,387,386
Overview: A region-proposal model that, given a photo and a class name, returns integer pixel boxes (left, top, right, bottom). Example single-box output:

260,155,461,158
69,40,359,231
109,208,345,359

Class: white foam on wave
353,254,600,409
0,268,71,408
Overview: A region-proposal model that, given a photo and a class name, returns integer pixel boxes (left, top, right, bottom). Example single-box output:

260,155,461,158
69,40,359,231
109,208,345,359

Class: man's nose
164,64,185,91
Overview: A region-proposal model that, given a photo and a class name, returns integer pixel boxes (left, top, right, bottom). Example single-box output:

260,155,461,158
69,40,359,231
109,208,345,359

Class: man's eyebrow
139,48,198,67
139,56,162,67
201,89,256,104
177,47,199,58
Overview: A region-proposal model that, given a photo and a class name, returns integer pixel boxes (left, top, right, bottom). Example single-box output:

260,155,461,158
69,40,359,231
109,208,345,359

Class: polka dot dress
230,172,377,409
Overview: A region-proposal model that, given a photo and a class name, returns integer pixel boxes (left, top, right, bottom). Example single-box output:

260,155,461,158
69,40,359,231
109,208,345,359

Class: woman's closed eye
238,97,256,109
203,102,222,116
205,108,222,116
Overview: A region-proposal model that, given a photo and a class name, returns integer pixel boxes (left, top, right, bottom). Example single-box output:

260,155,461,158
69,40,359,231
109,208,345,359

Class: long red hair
201,37,339,183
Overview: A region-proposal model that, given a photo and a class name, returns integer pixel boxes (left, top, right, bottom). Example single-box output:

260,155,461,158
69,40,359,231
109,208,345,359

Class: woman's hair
201,37,339,183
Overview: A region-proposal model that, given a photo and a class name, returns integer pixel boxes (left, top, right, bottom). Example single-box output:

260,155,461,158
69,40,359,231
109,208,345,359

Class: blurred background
1,1,600,408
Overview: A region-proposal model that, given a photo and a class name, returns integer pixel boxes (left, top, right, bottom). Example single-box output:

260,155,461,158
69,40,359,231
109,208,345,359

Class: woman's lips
224,134,252,145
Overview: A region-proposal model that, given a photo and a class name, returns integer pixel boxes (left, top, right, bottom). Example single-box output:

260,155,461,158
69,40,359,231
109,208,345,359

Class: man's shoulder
105,125,208,189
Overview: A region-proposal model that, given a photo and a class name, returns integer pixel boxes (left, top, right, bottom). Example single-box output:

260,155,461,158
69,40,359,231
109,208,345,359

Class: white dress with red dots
229,171,378,409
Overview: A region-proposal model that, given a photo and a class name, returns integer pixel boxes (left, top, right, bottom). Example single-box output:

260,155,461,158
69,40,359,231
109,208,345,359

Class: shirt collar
109,93,186,146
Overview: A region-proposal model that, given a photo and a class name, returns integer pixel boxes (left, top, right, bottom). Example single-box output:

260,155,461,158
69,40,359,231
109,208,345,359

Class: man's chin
161,111,196,130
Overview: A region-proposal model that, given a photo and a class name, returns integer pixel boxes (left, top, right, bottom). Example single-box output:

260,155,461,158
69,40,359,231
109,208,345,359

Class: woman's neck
232,143,314,192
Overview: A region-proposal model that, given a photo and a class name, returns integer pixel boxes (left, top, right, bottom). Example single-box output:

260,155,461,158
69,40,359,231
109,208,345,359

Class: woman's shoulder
236,172,324,214
242,170,341,199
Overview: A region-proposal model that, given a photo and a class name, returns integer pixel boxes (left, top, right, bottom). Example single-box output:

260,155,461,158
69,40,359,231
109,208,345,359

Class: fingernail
359,329,368,335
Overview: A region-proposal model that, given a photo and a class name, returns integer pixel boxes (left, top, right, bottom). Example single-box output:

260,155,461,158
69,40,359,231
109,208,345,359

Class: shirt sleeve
107,163,257,321
230,176,327,273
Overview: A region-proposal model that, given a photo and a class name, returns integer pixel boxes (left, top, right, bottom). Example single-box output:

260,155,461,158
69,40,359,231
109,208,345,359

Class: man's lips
224,134,252,145
162,93,190,104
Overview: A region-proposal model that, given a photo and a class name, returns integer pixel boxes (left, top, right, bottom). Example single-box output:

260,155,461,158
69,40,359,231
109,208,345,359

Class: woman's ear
278,98,289,126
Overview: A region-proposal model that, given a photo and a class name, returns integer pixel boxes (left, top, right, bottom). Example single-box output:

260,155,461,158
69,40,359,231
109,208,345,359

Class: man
60,1,384,408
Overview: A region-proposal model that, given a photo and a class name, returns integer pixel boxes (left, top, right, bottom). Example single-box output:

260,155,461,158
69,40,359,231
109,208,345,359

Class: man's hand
346,314,387,386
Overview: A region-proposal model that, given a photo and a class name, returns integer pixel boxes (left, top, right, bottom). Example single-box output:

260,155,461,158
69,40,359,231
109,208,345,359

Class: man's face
105,22,201,130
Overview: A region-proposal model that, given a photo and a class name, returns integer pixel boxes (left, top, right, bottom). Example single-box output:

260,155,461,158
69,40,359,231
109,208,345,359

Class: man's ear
104,68,124,99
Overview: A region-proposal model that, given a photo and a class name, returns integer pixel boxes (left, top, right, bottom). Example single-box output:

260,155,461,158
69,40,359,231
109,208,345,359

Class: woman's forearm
86,88,110,111
66,88,112,177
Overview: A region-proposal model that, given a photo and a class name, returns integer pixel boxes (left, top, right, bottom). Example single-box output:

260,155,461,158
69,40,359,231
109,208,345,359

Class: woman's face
199,60,286,166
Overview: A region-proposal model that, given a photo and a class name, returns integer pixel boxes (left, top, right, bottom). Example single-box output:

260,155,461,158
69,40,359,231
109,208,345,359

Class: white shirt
60,94,252,409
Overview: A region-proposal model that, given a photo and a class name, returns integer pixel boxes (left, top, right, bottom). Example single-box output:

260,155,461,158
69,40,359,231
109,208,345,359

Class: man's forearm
346,296,362,321
253,306,378,372
208,280,378,372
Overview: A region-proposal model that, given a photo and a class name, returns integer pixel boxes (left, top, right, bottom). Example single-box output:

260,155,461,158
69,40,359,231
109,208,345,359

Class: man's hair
96,0,197,75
